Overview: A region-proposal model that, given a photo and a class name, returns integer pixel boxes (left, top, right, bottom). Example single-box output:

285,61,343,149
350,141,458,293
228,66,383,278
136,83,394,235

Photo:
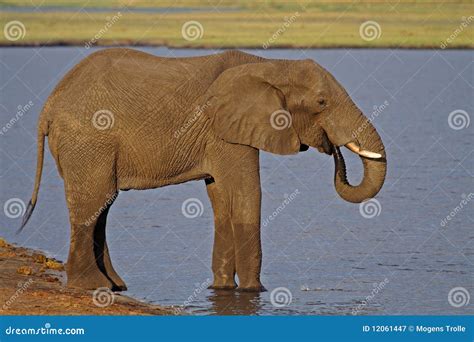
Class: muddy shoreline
0,238,176,315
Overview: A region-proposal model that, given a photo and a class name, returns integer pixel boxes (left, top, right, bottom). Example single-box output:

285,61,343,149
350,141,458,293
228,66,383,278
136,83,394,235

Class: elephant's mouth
318,131,382,159
315,131,333,155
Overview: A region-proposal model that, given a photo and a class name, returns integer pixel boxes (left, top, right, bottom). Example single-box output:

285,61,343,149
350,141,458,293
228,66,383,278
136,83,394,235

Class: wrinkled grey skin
21,48,386,291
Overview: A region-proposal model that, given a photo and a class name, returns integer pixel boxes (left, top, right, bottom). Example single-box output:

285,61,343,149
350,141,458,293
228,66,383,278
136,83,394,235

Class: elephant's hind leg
66,210,115,290
94,203,127,291
62,145,123,290
67,191,126,291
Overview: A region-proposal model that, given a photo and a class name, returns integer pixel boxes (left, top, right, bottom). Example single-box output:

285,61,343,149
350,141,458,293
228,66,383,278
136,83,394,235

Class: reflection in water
207,290,262,315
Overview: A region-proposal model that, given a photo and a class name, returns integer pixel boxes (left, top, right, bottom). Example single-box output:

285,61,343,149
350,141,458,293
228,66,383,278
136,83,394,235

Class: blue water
0,47,472,315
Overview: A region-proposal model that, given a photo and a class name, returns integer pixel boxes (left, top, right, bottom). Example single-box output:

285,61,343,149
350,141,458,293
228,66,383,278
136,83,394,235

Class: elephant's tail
18,122,47,234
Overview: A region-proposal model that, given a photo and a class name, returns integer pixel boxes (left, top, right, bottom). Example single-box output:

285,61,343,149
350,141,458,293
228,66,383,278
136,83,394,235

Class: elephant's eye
318,98,326,107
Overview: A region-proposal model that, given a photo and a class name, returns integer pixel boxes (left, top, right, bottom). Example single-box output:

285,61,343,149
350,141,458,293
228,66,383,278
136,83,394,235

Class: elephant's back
43,48,217,123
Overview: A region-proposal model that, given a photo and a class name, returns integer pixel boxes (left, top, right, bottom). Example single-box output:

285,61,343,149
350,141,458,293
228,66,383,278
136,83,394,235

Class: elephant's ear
205,62,300,155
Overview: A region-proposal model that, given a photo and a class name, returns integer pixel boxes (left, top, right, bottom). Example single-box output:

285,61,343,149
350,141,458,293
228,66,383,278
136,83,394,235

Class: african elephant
20,48,386,292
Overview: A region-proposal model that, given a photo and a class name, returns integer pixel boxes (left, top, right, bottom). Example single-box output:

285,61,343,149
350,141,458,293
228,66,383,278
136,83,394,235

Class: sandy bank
0,238,176,315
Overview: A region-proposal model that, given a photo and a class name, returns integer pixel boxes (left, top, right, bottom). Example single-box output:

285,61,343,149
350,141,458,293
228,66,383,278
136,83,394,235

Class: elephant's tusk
345,142,382,159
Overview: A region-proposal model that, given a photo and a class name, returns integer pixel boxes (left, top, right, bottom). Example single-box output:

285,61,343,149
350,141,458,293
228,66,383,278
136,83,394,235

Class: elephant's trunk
332,119,387,203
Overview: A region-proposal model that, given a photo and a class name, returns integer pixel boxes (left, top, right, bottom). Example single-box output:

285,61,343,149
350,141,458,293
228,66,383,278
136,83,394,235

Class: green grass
0,1,472,48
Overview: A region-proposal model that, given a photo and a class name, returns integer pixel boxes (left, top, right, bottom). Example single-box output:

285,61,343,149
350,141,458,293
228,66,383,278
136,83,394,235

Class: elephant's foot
237,281,267,292
208,284,237,290
103,267,127,291
209,277,237,290
66,266,114,290
109,277,127,291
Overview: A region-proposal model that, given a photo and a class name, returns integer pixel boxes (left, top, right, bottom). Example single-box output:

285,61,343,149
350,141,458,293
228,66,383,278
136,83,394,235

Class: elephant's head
205,59,386,203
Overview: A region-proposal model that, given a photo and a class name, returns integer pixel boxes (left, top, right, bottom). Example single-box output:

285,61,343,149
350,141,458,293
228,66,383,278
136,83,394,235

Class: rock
0,251,16,258
40,273,58,282
45,259,64,270
32,253,47,263
0,238,9,248
17,266,33,275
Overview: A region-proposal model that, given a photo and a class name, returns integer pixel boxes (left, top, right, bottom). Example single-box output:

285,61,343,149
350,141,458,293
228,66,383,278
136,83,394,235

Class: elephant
20,48,386,292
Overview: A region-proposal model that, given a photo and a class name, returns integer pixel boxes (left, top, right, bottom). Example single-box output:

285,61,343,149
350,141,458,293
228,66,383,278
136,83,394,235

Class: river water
0,47,472,315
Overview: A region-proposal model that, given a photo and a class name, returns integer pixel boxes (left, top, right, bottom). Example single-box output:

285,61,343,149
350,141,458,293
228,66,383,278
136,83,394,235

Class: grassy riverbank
0,0,472,48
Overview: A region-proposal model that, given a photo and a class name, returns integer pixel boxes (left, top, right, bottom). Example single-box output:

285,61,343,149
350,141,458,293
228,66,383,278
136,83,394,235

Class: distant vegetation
0,0,472,48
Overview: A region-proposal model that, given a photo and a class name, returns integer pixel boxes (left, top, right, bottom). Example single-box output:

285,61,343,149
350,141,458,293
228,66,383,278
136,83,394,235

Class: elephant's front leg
206,178,237,289
207,147,265,292
231,184,265,292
